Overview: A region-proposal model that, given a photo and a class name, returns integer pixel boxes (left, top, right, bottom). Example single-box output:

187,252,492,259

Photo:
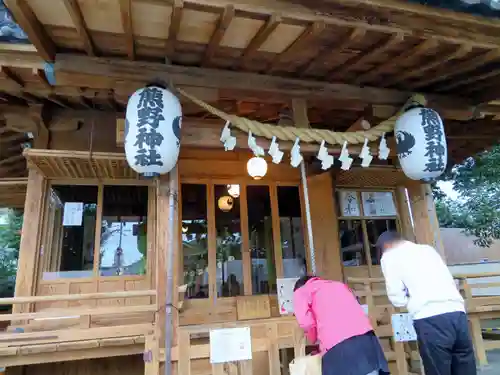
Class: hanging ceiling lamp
218,196,234,212
247,156,268,180
227,184,240,198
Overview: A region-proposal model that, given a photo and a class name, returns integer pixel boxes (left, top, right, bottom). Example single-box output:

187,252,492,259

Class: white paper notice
391,313,417,342
361,192,397,217
63,202,84,227
277,277,299,315
209,327,252,364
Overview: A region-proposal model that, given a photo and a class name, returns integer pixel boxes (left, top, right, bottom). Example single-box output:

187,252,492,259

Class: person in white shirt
377,231,476,375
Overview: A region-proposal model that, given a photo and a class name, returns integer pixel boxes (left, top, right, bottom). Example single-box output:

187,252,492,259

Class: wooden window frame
36,179,156,286
336,188,402,277
180,178,303,300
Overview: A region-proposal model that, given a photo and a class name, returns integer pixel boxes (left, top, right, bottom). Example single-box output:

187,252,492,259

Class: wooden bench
0,290,158,368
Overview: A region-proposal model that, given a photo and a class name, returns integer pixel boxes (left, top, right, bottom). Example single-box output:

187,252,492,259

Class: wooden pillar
406,181,445,260
156,167,180,347
14,169,47,313
303,171,343,281
395,186,415,242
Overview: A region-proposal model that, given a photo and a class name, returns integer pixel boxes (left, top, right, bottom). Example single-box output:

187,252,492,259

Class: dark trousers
413,312,477,375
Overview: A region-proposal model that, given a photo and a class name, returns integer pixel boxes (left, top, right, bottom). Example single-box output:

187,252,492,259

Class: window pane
339,220,367,267
182,184,209,299
215,184,243,297
277,186,307,278
247,185,276,295
43,185,98,280
366,219,398,265
99,186,148,276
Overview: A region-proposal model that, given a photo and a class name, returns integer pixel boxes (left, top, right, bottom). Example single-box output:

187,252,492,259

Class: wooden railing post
461,278,488,366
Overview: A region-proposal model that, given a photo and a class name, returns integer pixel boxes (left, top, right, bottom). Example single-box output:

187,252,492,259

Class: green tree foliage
435,145,500,247
0,209,23,298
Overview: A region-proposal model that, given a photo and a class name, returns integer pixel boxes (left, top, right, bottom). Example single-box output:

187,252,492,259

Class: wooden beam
328,33,405,81
53,54,475,110
411,49,500,90
0,44,44,69
118,0,135,60
385,45,472,88
354,39,438,85
0,133,27,143
166,0,184,60
179,118,391,156
1,66,24,88
346,117,371,132
237,13,281,69
32,68,51,89
47,94,72,108
62,0,95,56
184,0,500,49
269,21,325,73
4,0,56,61
299,28,365,77
437,68,500,93
0,154,25,167
203,5,235,66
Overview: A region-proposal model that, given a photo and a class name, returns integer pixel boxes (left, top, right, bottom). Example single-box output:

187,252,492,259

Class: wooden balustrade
347,277,421,375
0,290,158,368
454,272,500,366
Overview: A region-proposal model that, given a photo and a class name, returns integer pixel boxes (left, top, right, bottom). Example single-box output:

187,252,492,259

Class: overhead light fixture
227,184,240,198
218,196,234,212
247,156,268,180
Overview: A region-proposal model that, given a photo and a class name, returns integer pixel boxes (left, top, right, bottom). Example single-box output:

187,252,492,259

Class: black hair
375,231,403,250
294,275,315,291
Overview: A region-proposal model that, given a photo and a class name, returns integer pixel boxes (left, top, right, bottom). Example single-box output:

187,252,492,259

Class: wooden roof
0,0,500,178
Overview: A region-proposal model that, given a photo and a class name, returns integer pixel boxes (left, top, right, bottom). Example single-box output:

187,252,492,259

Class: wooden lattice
23,149,139,180
336,167,407,188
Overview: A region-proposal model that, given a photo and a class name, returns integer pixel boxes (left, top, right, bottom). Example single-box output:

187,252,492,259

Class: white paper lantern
227,184,240,198
125,85,182,175
218,196,234,212
247,156,268,180
395,107,447,181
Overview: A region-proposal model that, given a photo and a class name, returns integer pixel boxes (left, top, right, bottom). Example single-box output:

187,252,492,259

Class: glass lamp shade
218,196,234,212
227,184,240,198
247,156,268,180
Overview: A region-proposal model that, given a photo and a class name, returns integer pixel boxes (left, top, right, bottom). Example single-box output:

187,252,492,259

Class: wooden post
14,169,47,313
303,172,342,281
156,167,181,355
462,279,488,366
406,181,445,259
395,187,415,242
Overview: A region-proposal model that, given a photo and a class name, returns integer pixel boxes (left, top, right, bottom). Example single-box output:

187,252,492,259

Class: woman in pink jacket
293,276,389,375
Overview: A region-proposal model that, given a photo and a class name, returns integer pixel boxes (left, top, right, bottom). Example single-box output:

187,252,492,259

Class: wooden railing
348,273,500,369
0,290,158,368
454,272,500,367
347,277,421,375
